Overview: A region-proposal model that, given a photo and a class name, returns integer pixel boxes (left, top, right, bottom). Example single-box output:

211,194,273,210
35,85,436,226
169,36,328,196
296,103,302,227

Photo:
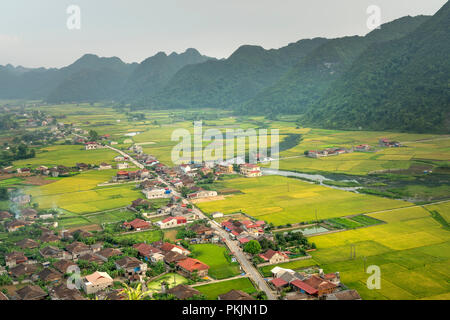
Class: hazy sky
0,0,447,68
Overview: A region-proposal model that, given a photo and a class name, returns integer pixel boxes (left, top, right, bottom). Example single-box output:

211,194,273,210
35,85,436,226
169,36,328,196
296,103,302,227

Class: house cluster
307,147,352,158
186,187,218,200
0,224,177,300
269,267,361,300
134,241,210,278
239,163,262,177
113,169,151,183
1,207,57,233
221,218,266,242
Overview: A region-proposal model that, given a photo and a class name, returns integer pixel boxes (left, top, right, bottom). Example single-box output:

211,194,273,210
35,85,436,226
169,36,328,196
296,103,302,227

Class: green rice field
194,277,257,300
196,175,412,225
191,244,241,279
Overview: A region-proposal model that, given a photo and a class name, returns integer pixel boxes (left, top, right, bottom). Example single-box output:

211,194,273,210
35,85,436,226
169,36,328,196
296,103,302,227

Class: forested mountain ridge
241,15,431,115
303,2,449,133
146,38,328,109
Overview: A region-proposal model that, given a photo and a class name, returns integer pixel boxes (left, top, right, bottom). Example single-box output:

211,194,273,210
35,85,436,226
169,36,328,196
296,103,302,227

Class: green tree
244,240,261,255
88,130,99,141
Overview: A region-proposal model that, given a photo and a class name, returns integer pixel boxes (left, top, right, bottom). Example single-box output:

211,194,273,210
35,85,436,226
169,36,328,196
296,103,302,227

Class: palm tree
120,283,152,300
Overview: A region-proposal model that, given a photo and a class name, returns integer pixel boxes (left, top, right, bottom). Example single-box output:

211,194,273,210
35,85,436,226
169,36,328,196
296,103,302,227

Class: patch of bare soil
23,176,56,186
191,195,226,204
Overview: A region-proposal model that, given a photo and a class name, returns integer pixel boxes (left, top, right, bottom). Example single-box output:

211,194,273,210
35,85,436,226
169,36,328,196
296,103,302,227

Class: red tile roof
123,218,150,230
271,278,288,288
177,258,209,272
259,249,288,261
291,279,318,295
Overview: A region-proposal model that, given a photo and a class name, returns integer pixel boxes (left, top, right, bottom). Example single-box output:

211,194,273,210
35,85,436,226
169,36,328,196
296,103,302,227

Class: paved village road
191,206,278,300
82,138,278,300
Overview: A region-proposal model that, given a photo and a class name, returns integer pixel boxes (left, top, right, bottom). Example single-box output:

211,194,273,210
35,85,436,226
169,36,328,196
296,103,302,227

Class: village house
142,187,167,199
40,246,70,260
76,163,89,171
218,290,255,300
157,216,187,229
188,224,214,239
139,179,159,189
187,189,218,200
291,275,338,298
78,253,104,265
114,155,126,162
200,167,213,176
179,164,192,174
167,284,201,300
132,243,161,261
0,210,12,221
215,164,234,175
95,248,122,262
115,256,148,276
259,249,289,264
81,271,114,295
240,163,262,177
33,268,62,284
16,238,39,249
53,259,77,274
5,251,28,268
159,242,191,256
12,194,31,205
9,263,40,280
61,229,93,240
176,258,209,278
85,142,99,150
210,212,223,220
50,284,86,300
379,138,401,148
130,198,153,210
39,233,60,243
355,144,371,152
90,242,103,253
115,170,130,181
98,162,112,170
65,241,91,260
15,285,48,300
221,219,245,238
21,208,38,220
122,218,151,231
325,289,361,300
163,251,187,264
117,162,129,170
241,220,266,236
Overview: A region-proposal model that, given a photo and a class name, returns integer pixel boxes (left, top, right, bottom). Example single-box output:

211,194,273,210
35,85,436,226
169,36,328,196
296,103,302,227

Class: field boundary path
190,274,249,287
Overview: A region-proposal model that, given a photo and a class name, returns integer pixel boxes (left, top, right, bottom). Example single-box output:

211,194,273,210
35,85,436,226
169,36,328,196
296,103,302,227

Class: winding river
261,168,362,192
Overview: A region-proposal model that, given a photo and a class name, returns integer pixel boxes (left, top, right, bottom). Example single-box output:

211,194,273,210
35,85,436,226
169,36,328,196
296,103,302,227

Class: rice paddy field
196,175,412,225
191,244,241,280
194,277,257,300
268,128,450,175
13,145,119,168
25,170,143,213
